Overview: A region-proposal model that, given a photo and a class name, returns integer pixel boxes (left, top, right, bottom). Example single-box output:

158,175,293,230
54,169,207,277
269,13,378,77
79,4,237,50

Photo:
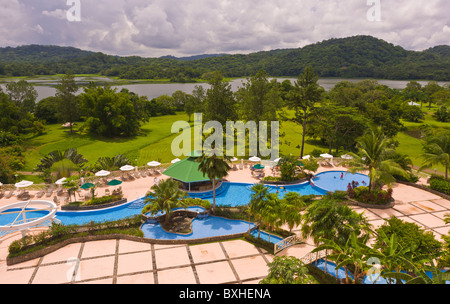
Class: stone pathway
0,239,273,284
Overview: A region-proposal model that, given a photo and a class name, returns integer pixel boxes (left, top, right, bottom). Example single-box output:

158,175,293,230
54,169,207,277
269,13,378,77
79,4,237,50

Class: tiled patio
0,167,449,284
0,239,273,284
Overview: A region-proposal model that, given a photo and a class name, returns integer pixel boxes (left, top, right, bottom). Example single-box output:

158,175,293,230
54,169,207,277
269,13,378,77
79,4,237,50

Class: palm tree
420,131,450,179
249,183,270,238
144,179,187,225
196,150,231,213
281,192,304,233
301,199,372,248
313,232,372,284
95,154,131,171
35,148,88,177
301,199,372,276
349,125,408,191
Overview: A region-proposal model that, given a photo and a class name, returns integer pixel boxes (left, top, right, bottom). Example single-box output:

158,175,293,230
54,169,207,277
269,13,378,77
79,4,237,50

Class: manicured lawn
20,108,449,177
21,112,192,171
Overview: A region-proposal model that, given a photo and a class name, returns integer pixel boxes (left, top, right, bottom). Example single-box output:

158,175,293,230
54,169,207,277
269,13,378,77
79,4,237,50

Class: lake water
1,76,448,101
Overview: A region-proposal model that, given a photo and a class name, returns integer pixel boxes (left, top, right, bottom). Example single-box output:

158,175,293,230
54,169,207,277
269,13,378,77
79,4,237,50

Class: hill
0,35,449,81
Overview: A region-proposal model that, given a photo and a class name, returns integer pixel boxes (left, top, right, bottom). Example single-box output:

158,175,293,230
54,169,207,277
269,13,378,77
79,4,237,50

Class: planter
61,198,128,211
262,178,310,185
344,197,395,209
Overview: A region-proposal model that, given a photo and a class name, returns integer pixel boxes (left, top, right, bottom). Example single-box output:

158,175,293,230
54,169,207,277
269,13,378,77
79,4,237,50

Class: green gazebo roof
163,156,210,183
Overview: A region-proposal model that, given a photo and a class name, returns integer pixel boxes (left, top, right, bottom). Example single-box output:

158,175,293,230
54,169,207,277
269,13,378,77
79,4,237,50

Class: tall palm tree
420,131,450,179
196,150,231,213
144,179,187,225
301,199,372,248
348,125,408,191
281,192,304,233
249,183,270,238
313,232,372,284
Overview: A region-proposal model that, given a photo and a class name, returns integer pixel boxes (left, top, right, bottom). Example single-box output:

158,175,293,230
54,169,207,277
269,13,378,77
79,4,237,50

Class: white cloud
0,0,448,56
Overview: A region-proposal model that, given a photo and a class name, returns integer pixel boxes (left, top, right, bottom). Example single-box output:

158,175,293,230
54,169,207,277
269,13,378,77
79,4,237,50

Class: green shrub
347,185,393,205
430,178,450,195
85,194,123,206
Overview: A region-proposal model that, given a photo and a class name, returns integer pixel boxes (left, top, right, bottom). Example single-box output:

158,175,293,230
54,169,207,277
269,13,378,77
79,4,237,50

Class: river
1,76,449,101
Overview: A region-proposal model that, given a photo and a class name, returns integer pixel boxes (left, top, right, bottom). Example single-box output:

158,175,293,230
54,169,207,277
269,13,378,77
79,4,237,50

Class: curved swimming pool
0,172,369,232
312,171,370,193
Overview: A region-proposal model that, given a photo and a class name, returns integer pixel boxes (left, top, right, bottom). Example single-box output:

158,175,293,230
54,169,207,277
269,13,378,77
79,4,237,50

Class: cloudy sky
0,0,449,58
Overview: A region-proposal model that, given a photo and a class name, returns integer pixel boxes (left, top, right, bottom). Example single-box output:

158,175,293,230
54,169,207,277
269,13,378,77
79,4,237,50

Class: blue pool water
140,216,255,240
0,174,368,241
190,182,327,207
313,259,449,284
145,206,206,217
312,171,370,193
0,208,51,225
249,229,283,244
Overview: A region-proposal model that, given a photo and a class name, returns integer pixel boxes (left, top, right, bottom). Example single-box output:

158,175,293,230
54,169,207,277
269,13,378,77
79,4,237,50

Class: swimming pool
312,171,370,193
140,216,256,240
189,181,327,207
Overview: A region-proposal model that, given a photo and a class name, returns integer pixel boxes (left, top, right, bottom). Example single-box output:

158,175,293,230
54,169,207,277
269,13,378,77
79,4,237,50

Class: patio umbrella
302,155,311,160
253,164,265,170
341,154,353,160
120,165,134,171
249,156,261,162
230,157,238,162
273,157,281,163
55,177,67,185
80,183,95,190
147,161,161,167
320,153,333,159
14,180,34,188
171,158,181,164
107,179,122,186
95,170,111,177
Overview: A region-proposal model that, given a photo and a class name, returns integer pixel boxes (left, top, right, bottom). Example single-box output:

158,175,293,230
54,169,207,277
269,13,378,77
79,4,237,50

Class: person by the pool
340,172,344,179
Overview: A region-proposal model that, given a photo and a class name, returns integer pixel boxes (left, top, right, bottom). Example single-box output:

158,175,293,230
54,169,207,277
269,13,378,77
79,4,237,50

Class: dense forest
0,36,449,81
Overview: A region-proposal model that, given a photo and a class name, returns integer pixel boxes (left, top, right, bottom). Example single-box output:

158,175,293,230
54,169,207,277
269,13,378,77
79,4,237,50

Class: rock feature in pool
143,206,209,235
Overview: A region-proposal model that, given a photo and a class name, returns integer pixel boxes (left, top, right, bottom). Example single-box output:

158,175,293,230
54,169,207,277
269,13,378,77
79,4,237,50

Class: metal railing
274,234,303,255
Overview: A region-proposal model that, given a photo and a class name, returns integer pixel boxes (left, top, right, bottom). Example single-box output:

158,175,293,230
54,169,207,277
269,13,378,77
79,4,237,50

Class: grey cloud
0,0,448,57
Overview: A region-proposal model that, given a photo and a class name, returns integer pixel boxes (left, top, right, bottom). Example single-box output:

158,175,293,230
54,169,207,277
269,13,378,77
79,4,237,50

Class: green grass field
20,108,449,179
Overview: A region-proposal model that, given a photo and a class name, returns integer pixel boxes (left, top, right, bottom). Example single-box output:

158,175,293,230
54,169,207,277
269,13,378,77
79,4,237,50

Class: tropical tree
249,183,270,238
35,148,88,177
94,154,131,171
312,232,372,284
301,199,372,248
143,178,187,225
280,192,304,233
348,125,408,191
196,149,231,213
55,72,80,133
259,256,315,284
288,66,323,158
420,131,450,179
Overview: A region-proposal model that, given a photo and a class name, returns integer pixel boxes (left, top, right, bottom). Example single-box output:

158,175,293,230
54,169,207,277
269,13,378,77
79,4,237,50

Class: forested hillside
0,35,449,81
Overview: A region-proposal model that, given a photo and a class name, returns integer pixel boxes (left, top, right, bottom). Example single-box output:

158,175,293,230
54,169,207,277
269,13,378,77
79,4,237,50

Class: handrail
274,234,303,254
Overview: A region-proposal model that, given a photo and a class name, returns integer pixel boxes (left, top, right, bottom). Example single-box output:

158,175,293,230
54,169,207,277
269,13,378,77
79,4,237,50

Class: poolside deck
0,165,449,284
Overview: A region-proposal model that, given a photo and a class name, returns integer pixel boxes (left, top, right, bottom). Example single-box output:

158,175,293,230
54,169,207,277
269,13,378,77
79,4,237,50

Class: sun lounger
6,190,15,199
105,189,110,195
36,189,45,198
46,188,53,197
140,170,147,177
53,196,60,205
0,191,4,199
